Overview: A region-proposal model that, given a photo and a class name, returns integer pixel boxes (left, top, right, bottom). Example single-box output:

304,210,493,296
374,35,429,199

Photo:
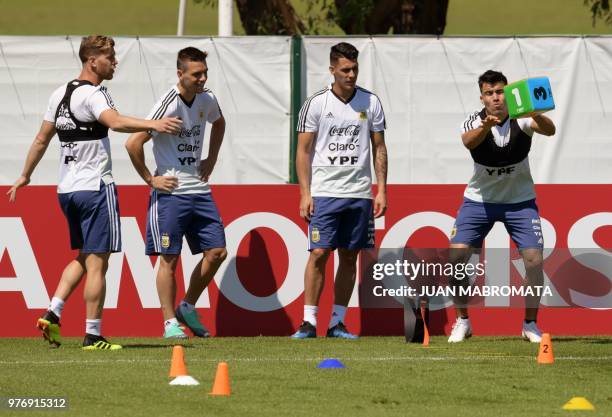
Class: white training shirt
461,112,536,204
44,82,115,193
147,86,222,195
297,85,386,199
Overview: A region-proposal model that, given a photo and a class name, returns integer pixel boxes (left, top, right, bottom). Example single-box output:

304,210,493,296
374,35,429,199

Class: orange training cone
209,362,231,396
421,305,430,346
169,345,189,377
537,333,554,364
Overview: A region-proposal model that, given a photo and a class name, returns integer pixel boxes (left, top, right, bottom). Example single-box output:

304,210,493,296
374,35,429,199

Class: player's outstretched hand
482,115,500,130
299,194,314,222
150,175,178,192
153,117,182,135
199,158,216,182
6,175,30,203
373,192,387,218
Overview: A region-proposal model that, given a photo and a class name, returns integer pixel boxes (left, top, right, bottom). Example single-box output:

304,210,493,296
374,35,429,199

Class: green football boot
36,311,61,347
82,334,122,350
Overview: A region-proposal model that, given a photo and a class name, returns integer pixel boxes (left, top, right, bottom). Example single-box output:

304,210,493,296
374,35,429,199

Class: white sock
164,318,179,330
86,319,101,336
329,304,347,328
179,300,195,313
304,305,318,327
49,297,65,318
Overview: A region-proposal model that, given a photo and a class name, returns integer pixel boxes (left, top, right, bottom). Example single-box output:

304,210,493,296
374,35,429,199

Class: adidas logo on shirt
325,112,334,118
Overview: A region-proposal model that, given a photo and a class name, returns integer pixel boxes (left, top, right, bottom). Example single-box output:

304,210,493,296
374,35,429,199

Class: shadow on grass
121,343,196,349
553,337,612,344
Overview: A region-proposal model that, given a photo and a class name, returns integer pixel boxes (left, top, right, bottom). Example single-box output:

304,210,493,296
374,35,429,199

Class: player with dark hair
126,47,227,339
448,69,556,343
292,42,387,339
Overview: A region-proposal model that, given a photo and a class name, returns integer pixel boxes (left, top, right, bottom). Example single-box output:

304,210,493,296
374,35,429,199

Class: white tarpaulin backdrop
1,36,610,185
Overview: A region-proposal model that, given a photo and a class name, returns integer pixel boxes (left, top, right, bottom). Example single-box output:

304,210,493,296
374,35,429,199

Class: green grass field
0,0,610,35
1,336,611,416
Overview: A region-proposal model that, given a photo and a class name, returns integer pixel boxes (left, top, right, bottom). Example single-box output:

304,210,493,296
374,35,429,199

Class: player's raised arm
296,131,315,222
125,131,178,192
98,109,182,134
530,114,556,136
461,114,500,150
7,120,56,202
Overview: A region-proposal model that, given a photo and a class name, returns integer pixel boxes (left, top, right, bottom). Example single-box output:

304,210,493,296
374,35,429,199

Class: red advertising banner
1,185,611,337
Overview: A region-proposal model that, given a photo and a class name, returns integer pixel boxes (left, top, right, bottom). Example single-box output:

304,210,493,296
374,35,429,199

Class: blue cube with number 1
504,77,555,119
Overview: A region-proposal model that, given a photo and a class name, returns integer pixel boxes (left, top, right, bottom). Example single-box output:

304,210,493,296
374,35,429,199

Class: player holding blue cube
504,77,555,118
448,70,557,344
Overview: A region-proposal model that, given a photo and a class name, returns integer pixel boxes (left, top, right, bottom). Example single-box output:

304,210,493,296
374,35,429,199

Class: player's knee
448,248,471,265
310,248,331,264
206,248,227,264
159,255,179,272
523,252,543,269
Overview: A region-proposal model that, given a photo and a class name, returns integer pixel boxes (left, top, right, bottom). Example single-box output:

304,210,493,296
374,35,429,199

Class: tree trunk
395,0,449,35
235,0,305,35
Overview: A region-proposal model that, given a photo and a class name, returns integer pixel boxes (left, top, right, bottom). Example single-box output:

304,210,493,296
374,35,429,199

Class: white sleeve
461,112,482,134
517,117,535,136
206,93,222,123
297,95,321,133
146,90,178,137
369,95,386,132
88,86,116,120
43,89,61,123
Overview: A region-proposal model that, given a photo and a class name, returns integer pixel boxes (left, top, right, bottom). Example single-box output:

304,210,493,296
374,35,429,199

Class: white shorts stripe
104,184,114,252
109,183,120,251
150,190,160,253
105,183,120,252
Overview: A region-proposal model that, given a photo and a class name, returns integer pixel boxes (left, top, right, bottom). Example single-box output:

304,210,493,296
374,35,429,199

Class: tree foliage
584,0,612,26
193,0,449,35
331,0,449,35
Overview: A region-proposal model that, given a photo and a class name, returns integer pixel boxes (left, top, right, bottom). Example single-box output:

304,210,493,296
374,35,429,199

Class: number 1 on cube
511,88,522,106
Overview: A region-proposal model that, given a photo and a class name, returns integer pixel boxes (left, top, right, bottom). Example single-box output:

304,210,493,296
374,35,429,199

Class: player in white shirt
292,43,388,339
126,47,227,339
7,35,182,350
447,70,556,343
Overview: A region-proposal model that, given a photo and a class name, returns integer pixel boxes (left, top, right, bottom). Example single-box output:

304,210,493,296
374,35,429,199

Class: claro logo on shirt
177,141,200,152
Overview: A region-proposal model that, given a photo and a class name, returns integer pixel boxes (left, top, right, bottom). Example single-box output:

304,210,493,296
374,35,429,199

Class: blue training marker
317,358,346,369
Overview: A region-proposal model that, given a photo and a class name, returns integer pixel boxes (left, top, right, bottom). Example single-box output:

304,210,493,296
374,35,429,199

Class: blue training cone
317,358,345,369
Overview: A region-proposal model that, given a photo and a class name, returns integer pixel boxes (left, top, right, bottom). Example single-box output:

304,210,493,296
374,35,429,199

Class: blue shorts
58,182,121,253
450,198,544,250
146,191,226,255
308,197,374,250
